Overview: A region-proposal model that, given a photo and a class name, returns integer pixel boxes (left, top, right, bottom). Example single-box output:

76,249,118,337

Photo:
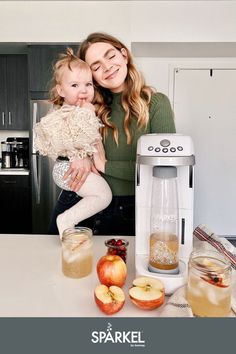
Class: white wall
131,1,236,42
134,58,170,95
0,1,236,43
0,1,131,43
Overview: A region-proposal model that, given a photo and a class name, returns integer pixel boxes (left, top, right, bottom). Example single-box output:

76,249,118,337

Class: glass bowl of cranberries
105,238,129,263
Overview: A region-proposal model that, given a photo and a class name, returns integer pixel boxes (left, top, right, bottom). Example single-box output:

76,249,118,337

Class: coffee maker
135,134,195,294
1,137,29,169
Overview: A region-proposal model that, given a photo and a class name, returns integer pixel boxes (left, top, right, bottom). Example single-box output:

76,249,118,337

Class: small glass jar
105,238,129,263
61,227,93,278
187,250,232,317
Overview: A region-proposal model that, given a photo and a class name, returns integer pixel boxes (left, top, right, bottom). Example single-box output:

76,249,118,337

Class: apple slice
94,284,125,315
129,276,165,310
200,276,229,288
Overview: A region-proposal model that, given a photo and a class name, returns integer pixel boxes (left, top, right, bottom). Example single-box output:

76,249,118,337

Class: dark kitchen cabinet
0,175,31,233
0,55,29,130
28,44,79,95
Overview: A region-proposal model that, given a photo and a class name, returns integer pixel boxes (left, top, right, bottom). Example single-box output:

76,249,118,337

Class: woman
49,32,176,236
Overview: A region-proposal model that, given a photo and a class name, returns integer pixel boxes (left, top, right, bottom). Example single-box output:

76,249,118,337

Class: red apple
97,255,127,287
94,284,125,315
129,276,165,310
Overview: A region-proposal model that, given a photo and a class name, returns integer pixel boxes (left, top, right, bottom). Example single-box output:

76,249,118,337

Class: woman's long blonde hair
49,47,92,107
78,32,155,144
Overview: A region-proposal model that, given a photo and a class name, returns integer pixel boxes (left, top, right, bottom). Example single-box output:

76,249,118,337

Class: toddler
34,48,112,238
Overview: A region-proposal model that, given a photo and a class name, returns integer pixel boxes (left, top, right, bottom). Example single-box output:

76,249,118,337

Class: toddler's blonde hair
49,47,92,107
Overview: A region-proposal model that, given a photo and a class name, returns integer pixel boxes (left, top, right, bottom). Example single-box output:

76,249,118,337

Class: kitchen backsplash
0,130,29,141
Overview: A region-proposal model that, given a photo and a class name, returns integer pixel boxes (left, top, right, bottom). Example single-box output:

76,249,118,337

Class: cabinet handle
3,179,17,184
8,111,12,125
1,112,5,125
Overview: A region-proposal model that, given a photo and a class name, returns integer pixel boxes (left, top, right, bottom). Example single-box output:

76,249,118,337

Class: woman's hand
64,156,99,192
93,139,107,173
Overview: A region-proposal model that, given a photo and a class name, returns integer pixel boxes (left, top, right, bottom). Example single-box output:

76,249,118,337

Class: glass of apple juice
187,250,232,317
61,227,93,278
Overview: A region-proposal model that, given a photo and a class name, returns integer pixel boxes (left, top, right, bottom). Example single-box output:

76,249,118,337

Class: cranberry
119,245,126,251
105,238,128,263
116,239,123,246
108,238,116,246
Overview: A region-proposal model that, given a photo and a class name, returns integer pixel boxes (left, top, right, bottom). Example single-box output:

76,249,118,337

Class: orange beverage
187,250,232,317
62,227,93,278
149,232,179,271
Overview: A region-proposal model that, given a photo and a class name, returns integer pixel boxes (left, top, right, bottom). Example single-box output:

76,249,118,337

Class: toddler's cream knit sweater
34,105,102,161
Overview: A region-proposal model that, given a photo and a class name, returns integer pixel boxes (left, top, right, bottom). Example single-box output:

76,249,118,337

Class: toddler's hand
79,101,95,111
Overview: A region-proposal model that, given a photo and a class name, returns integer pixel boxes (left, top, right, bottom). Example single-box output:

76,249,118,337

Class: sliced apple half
129,276,165,310
94,284,125,315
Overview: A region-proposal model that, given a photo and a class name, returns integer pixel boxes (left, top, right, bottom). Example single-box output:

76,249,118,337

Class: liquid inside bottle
149,232,179,270
148,166,179,274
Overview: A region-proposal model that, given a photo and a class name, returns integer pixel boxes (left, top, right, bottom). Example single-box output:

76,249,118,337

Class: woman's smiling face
85,42,128,93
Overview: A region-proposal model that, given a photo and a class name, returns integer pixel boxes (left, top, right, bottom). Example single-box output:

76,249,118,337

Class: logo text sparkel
91,330,145,344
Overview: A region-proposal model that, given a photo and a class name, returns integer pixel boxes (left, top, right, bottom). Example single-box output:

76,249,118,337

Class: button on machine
160,139,170,147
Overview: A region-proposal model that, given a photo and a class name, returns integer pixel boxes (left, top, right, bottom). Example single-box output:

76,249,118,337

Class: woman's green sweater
103,92,176,196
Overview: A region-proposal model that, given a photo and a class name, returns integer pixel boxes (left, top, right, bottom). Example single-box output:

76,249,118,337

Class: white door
173,68,236,236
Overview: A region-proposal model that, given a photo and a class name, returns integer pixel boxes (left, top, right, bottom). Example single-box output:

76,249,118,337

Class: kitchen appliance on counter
30,100,60,234
1,141,13,168
135,134,195,294
1,138,29,169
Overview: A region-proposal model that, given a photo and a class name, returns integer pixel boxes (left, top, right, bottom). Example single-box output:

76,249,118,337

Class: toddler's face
57,65,94,106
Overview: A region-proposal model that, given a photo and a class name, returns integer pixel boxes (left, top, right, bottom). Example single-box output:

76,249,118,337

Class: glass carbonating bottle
149,166,179,274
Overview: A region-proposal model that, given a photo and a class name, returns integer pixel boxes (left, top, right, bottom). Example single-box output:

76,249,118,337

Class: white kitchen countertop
0,234,166,317
0,168,29,175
